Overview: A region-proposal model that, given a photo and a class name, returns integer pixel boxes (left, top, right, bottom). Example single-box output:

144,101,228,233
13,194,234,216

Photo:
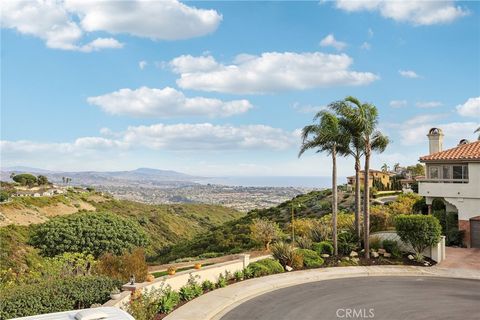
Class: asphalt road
220,277,480,320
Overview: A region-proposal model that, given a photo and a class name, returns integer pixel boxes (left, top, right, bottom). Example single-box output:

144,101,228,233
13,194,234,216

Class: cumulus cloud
87,87,252,118
399,69,420,78
0,0,221,51
292,102,327,114
389,100,407,108
170,52,378,94
398,113,477,146
319,34,347,51
456,97,480,117
416,101,443,108
1,123,298,159
335,1,468,26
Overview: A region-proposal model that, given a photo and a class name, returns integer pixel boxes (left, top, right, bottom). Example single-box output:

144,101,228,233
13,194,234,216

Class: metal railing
418,178,469,184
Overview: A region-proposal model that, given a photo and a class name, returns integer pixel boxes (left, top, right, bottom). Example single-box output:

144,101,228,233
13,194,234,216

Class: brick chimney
427,128,443,154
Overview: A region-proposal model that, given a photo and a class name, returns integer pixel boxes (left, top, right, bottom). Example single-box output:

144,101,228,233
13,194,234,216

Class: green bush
0,276,120,319
271,241,297,267
312,241,334,255
158,288,180,314
433,211,463,246
216,273,227,288
242,267,253,279
201,280,215,291
179,275,202,301
295,236,312,249
95,248,149,282
296,249,324,268
395,214,442,261
246,259,284,277
12,173,37,186
30,212,148,257
369,236,382,251
382,239,401,258
234,270,244,281
338,231,359,255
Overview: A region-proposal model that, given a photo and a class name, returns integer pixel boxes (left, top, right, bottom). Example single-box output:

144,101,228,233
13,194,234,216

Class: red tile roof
420,141,480,162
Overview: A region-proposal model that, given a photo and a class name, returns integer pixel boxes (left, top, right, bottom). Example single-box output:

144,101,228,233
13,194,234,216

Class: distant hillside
158,189,355,263
0,167,203,188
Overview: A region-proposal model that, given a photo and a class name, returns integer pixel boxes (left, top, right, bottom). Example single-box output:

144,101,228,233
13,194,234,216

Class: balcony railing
418,178,469,184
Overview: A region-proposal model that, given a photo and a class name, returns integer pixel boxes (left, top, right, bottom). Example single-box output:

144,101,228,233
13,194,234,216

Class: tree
381,163,389,172
250,218,281,250
407,164,425,177
37,175,49,185
337,97,389,258
12,173,37,187
299,111,349,256
30,212,148,257
393,163,400,172
475,127,480,140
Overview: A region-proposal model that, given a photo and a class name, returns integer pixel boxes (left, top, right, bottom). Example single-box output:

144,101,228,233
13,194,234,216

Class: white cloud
171,52,378,94
319,34,347,51
87,87,252,118
399,69,420,78
335,1,468,26
398,113,477,146
389,100,407,108
456,97,480,117
368,28,374,38
139,60,147,70
360,42,371,50
0,0,221,51
416,101,443,108
292,102,327,114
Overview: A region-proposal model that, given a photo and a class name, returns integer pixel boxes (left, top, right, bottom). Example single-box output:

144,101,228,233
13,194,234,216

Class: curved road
221,277,480,320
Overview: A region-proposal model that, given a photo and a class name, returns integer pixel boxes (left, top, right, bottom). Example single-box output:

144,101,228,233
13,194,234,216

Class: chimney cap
428,127,443,136
458,139,469,146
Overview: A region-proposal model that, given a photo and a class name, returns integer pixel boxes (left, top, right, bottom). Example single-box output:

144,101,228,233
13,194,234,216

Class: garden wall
103,254,271,309
370,231,446,262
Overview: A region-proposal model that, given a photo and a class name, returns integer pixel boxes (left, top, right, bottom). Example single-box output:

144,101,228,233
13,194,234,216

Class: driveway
437,247,480,270
221,277,480,320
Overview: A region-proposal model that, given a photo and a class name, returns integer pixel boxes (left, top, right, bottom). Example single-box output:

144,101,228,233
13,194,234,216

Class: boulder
342,256,350,261
408,254,414,260
285,265,293,272
321,254,330,258
378,248,386,254
349,251,358,257
351,257,360,263
371,251,379,258
383,253,392,258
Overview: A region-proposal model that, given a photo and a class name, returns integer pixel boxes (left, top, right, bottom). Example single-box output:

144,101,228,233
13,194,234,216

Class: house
418,128,480,248
347,170,393,189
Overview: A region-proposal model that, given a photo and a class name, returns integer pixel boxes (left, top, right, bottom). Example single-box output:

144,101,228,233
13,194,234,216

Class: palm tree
393,163,400,172
334,97,389,258
329,99,364,243
381,163,389,172
475,127,480,140
299,111,349,256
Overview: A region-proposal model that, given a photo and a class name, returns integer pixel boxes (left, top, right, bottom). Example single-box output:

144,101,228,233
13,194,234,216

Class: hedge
246,259,284,277
296,249,324,268
312,241,334,255
0,276,121,319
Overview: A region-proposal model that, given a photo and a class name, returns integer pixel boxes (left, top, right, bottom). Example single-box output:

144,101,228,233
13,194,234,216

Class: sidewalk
164,265,480,320
436,247,480,270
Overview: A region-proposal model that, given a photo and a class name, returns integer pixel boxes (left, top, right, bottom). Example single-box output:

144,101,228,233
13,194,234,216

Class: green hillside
157,189,355,263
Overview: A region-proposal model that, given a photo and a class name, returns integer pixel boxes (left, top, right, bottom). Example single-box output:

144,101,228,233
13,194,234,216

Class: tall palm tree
299,111,349,256
329,99,364,243
348,98,389,258
475,127,480,140
381,163,389,172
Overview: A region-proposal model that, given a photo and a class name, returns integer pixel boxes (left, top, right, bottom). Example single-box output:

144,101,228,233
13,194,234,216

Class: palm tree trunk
354,155,361,243
332,147,338,256
363,148,371,259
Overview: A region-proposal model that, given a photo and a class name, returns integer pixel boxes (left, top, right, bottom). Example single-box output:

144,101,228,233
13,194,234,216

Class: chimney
427,128,443,154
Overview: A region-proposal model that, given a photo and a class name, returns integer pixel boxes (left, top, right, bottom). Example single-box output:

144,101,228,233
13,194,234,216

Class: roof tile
420,141,480,162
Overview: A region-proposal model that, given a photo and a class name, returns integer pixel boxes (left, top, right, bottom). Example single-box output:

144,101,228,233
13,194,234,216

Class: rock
383,253,391,258
378,248,386,254
408,255,414,260
371,252,379,258
342,256,350,261
349,251,358,257
351,257,360,263
321,254,330,258
424,261,430,266
285,265,293,272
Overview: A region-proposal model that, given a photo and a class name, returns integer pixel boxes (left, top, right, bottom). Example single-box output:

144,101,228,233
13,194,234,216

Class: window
442,165,451,180
452,165,468,180
429,166,440,179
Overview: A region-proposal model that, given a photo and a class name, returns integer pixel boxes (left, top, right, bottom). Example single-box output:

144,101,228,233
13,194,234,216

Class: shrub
370,207,391,232
30,212,147,257
395,214,442,261
234,270,244,281
291,219,314,238
158,288,180,314
0,276,120,319
242,267,253,279
271,242,297,268
369,236,382,251
382,239,401,258
296,236,312,249
246,258,284,277
310,220,331,242
250,219,282,250
12,173,37,186
312,241,334,255
95,248,149,282
126,288,162,320
216,273,227,288
296,249,324,268
198,252,221,259
338,231,359,255
201,280,215,291
179,275,202,301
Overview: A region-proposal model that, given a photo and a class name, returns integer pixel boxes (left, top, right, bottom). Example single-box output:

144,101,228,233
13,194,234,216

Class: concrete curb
164,266,480,320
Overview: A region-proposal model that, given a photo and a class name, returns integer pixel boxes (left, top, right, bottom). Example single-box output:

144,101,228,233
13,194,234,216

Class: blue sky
1,0,479,177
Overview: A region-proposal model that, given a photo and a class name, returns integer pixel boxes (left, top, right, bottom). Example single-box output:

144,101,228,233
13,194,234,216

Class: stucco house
418,128,480,248
346,170,393,189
